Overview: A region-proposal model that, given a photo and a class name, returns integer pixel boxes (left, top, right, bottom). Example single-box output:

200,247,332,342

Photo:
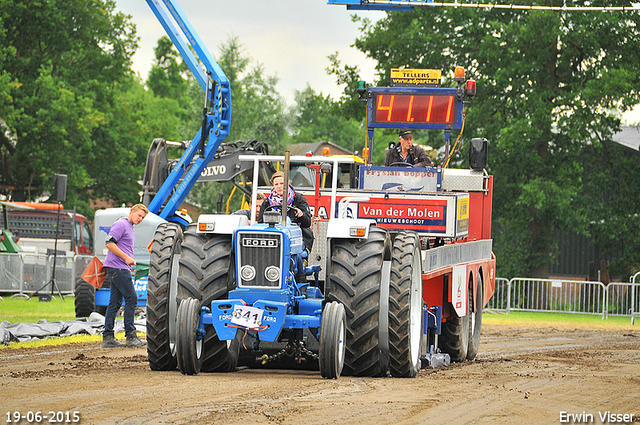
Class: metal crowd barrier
486,277,509,311
508,278,606,317
487,276,640,322
2,251,639,323
0,252,94,298
630,272,640,325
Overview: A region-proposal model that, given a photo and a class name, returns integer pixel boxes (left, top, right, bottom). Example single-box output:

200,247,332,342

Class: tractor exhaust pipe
282,151,291,226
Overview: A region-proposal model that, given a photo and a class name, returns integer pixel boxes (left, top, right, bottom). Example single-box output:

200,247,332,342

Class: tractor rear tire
177,226,240,372
319,301,346,379
146,222,183,371
326,226,391,377
176,297,204,375
74,279,95,318
388,231,423,378
440,274,471,362
466,273,484,360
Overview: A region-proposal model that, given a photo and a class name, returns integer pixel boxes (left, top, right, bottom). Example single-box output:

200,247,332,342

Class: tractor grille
237,232,282,288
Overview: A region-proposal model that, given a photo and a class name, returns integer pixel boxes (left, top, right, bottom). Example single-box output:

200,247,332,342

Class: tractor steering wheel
389,162,413,168
263,204,293,214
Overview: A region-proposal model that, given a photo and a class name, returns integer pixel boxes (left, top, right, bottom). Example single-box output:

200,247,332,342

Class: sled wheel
440,274,471,362
176,297,203,375
319,302,346,379
466,273,484,360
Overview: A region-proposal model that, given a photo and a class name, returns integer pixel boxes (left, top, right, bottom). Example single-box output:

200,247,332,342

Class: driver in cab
257,171,314,252
385,128,434,168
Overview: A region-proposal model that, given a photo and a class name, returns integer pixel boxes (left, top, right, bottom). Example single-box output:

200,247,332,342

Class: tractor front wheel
178,226,240,372
176,297,204,375
319,301,346,379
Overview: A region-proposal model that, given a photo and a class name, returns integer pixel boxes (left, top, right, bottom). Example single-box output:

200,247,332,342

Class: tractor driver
385,128,434,168
257,171,314,253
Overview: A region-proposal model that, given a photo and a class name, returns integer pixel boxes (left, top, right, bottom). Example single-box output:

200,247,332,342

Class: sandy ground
1,323,640,425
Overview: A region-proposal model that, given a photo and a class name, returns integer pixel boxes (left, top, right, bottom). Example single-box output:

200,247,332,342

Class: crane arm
145,0,231,222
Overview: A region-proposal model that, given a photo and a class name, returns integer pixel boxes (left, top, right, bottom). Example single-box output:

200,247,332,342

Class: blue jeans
103,267,137,336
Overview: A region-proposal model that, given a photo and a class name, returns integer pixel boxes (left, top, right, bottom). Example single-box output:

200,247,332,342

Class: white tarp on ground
0,313,146,344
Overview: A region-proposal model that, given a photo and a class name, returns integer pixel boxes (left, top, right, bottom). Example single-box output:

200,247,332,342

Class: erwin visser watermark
560,411,637,423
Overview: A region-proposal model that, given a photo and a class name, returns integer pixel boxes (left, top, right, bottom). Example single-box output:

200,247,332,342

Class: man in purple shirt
102,204,149,348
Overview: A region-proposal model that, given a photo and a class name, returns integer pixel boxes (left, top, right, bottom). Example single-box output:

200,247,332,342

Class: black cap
399,128,413,139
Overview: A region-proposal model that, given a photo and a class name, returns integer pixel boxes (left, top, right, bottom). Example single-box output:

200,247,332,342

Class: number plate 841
230,305,264,329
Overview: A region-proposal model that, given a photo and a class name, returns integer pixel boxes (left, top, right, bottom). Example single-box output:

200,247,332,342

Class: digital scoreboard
366,87,463,130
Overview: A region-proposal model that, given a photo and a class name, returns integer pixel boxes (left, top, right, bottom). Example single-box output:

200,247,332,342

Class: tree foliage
353,3,640,278
217,37,288,150
145,36,289,213
289,85,365,154
147,36,191,101
581,140,640,277
0,0,141,215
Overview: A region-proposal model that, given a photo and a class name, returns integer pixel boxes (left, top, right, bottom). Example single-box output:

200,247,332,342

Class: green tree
218,37,287,149
581,139,640,277
145,35,201,140
148,36,288,150
353,4,640,278
189,38,288,213
144,36,288,213
147,36,191,101
289,86,365,155
89,74,187,208
326,52,368,121
0,0,140,215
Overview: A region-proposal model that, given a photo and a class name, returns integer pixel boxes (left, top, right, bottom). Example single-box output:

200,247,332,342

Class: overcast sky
113,1,640,124
113,0,385,107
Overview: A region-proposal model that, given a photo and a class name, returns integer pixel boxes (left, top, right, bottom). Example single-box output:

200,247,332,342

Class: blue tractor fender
95,275,148,308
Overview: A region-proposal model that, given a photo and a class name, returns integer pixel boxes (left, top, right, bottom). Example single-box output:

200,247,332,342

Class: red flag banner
81,256,106,288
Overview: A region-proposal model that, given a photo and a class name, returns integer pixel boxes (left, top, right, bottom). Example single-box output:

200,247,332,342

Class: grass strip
484,310,637,331
1,296,76,323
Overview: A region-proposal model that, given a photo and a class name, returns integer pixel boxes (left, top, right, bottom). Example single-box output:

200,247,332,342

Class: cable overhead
347,0,640,11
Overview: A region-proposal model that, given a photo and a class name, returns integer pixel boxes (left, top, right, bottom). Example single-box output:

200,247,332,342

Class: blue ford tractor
135,0,392,379
168,155,351,379
148,154,397,379
175,198,346,378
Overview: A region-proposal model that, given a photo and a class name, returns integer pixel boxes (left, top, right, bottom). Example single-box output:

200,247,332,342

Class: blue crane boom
327,0,426,11
144,0,231,223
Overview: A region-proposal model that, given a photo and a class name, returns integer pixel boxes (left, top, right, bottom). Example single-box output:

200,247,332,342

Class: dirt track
2,323,640,425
